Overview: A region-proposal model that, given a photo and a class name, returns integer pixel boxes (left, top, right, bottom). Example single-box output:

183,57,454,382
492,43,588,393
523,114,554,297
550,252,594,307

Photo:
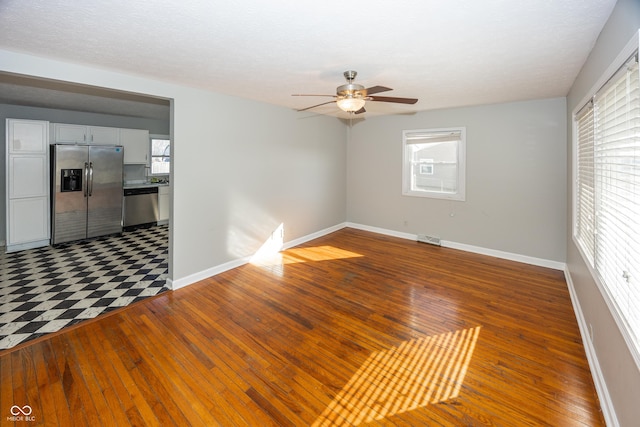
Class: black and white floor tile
0,225,169,350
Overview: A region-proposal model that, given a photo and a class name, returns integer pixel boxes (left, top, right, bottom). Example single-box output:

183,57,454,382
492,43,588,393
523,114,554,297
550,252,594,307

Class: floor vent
417,234,441,246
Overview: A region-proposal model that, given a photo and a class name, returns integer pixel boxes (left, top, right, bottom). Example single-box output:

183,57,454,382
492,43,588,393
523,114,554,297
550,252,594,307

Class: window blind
593,56,640,345
576,102,595,265
405,131,462,144
576,52,640,354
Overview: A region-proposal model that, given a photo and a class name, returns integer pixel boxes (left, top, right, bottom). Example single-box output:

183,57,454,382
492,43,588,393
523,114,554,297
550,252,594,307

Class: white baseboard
345,222,417,241
170,222,348,290
171,256,250,290
172,221,566,288
564,268,618,427
442,240,565,270
282,222,347,250
172,220,564,283
346,222,565,270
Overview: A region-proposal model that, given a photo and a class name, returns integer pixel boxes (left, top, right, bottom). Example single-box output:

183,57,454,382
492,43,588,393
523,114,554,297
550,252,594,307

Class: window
402,128,466,200
150,136,170,175
574,49,640,362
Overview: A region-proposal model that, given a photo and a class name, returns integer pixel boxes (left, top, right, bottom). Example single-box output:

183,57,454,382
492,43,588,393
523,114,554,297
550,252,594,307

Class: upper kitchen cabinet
6,119,50,252
52,123,120,145
90,126,120,144
120,128,150,164
8,119,48,154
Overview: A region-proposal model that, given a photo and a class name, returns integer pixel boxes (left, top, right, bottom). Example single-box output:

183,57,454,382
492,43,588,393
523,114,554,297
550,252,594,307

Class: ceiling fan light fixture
294,70,417,114
336,96,366,113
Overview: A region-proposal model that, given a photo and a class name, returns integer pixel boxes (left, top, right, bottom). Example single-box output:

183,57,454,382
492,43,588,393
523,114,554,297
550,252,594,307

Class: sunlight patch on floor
251,245,364,275
313,326,481,426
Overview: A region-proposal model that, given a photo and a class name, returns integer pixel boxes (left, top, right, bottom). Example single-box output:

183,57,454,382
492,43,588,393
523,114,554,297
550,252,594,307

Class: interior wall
565,0,640,425
0,49,347,285
170,90,347,282
0,103,170,243
347,97,567,263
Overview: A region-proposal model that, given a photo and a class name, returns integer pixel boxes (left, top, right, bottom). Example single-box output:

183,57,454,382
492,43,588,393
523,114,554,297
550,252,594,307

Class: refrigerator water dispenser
61,169,83,192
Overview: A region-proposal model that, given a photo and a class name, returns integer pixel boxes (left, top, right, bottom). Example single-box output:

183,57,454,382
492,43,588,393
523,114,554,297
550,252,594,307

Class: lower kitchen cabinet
8,197,49,247
158,185,170,224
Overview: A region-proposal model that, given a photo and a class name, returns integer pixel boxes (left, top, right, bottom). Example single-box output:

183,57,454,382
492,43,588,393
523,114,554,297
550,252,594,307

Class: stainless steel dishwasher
123,187,159,229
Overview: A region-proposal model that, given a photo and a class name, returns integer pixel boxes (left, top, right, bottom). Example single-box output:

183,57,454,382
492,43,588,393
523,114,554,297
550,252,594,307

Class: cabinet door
158,186,170,221
9,155,48,198
54,123,88,143
8,119,48,153
120,128,149,164
8,197,49,245
89,126,120,145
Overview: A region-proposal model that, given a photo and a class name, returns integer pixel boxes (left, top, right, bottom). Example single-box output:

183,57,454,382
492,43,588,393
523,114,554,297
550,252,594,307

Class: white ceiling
0,0,617,119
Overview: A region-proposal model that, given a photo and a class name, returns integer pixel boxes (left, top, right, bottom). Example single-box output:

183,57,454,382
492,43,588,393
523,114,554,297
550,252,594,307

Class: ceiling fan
293,70,418,114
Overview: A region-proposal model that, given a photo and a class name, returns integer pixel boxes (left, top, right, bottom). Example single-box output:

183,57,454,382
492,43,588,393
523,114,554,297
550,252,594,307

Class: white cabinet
120,128,149,164
158,185,170,223
9,198,49,246
9,156,47,198
10,120,48,153
89,126,120,144
52,123,120,145
6,119,50,252
53,123,86,143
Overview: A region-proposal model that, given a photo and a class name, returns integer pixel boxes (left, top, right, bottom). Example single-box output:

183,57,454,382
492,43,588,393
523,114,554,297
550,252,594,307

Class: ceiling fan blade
365,86,393,95
297,100,336,112
292,94,335,97
354,107,366,114
369,95,418,105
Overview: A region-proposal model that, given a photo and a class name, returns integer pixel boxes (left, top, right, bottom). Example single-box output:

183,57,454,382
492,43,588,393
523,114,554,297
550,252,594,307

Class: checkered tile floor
0,225,169,350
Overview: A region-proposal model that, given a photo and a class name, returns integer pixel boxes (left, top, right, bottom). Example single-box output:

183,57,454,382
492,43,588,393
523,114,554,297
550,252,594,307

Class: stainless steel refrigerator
51,144,124,245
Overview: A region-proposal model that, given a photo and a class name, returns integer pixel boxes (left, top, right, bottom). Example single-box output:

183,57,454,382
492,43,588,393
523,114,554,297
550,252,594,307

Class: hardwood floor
0,228,604,426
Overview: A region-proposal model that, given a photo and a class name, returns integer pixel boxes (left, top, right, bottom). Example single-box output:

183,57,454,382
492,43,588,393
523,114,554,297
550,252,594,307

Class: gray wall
0,103,170,243
0,50,347,284
566,0,640,425
347,97,567,262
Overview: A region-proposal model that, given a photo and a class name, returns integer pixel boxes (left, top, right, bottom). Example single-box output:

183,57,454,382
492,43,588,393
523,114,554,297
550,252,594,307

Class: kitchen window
150,136,170,175
573,43,640,364
402,128,466,200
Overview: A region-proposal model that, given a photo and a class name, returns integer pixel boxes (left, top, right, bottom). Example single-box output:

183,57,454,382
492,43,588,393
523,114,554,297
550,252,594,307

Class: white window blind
576,102,595,265
575,53,640,355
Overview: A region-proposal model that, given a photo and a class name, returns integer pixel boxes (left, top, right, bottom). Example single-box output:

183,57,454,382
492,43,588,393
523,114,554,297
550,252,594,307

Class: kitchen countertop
123,182,170,189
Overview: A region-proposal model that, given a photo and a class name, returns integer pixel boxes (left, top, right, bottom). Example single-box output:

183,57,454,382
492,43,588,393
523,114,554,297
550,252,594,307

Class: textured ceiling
0,0,617,119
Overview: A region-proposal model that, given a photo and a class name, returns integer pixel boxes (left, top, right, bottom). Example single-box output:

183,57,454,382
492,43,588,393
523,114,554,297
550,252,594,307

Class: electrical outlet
589,324,594,342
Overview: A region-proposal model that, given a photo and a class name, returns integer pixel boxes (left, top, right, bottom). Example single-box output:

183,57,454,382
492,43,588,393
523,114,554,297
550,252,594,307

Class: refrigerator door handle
84,162,89,197
88,162,94,196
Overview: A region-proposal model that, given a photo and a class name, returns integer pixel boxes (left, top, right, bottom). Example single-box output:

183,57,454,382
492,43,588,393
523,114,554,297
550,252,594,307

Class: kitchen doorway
0,73,174,350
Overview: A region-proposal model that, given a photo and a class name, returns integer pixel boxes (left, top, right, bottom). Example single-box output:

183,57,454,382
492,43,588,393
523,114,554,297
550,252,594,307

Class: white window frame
572,30,640,369
402,127,466,201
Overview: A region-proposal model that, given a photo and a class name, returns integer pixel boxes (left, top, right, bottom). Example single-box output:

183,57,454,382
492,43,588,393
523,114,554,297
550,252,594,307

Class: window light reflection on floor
250,224,363,273
313,326,482,426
